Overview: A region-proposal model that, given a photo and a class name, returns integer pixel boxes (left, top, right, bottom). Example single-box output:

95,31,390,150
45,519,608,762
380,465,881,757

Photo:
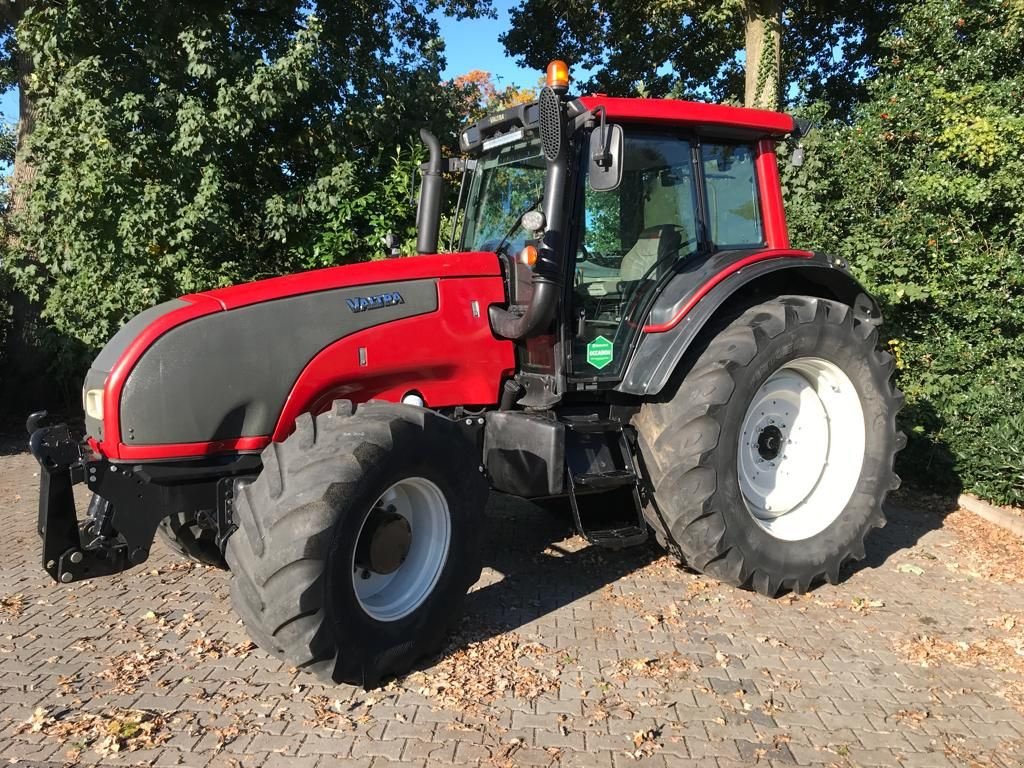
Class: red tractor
29,61,903,686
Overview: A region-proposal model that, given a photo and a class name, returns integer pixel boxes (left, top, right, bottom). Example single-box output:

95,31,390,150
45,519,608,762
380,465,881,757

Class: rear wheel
635,295,904,596
225,401,487,686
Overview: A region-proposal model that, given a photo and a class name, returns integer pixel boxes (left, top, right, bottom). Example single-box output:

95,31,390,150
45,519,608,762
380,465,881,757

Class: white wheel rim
352,477,451,622
737,356,865,541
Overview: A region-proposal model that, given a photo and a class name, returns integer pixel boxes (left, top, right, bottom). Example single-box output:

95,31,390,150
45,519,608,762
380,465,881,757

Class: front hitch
27,414,135,583
27,413,261,585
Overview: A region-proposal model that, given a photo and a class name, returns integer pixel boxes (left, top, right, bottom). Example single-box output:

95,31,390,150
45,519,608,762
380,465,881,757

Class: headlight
84,389,104,421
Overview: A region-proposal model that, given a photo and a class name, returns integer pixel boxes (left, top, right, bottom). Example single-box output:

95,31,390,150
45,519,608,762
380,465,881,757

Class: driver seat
619,225,683,283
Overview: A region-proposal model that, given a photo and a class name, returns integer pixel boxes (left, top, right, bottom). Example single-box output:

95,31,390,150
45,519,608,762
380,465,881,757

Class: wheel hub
756,425,783,461
355,506,412,575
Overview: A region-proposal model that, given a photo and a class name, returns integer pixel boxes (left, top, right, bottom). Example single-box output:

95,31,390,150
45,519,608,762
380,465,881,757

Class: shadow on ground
467,493,661,624
441,488,962,661
424,493,663,661
846,491,961,578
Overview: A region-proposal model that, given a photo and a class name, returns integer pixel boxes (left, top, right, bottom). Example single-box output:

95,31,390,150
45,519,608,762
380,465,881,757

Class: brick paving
1,440,1023,767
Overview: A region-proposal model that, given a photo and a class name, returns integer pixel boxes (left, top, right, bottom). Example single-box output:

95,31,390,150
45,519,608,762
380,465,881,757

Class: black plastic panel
84,299,189,441
483,411,565,497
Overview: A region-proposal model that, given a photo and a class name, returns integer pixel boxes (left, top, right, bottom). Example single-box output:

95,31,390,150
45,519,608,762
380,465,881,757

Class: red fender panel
272,276,515,441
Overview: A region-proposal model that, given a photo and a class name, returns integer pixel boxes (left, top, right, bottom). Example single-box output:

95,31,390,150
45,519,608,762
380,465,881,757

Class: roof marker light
546,60,570,92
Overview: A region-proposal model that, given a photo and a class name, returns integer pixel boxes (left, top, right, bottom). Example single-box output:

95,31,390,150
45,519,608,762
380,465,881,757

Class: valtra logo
346,291,405,313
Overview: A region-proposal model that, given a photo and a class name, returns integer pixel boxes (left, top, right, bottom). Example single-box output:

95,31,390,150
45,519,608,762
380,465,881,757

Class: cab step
573,469,636,490
564,418,648,549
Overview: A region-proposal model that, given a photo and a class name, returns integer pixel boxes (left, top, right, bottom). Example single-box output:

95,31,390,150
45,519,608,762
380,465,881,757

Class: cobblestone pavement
2,442,1024,768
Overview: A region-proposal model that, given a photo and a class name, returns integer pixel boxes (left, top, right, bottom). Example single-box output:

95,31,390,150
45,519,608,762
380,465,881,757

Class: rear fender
618,250,881,396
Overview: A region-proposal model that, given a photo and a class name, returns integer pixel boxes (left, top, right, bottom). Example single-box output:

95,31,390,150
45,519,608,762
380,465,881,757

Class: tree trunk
0,1,62,411
1,0,35,215
10,46,35,216
744,0,782,111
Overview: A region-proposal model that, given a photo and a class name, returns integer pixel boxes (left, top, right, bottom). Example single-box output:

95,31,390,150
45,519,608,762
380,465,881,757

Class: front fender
617,250,881,396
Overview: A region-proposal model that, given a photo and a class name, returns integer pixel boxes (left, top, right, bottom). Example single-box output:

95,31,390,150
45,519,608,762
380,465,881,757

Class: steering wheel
618,229,698,320
578,242,623,270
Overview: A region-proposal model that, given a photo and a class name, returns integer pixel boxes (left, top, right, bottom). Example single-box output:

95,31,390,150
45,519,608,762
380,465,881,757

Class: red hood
189,251,502,310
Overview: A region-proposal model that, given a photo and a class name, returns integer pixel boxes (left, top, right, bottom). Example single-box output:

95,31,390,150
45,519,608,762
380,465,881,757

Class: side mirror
589,123,624,192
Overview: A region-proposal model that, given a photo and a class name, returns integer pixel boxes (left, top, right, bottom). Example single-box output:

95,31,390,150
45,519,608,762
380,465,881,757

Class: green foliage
501,0,900,112
784,0,1024,504
2,1,474,370
316,141,425,260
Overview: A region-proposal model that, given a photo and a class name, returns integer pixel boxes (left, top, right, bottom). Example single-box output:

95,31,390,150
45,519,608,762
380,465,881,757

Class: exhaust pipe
416,129,443,255
488,86,567,339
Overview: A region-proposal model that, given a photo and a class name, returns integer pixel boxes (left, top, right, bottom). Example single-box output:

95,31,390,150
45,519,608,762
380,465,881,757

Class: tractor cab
443,61,796,406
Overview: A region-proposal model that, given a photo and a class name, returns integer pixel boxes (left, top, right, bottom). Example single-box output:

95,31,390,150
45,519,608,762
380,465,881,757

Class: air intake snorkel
489,62,571,340
416,129,443,255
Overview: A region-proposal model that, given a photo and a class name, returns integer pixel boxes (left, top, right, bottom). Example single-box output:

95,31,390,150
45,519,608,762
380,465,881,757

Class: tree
783,0,1024,504
0,1,35,216
452,69,537,123
744,0,781,110
0,1,482,386
500,0,901,113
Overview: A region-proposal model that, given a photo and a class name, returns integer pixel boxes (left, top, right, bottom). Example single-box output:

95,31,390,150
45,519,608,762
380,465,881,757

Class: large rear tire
225,401,487,687
634,296,904,596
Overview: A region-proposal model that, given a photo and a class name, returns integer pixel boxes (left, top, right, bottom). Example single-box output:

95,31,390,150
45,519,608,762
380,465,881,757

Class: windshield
461,137,545,253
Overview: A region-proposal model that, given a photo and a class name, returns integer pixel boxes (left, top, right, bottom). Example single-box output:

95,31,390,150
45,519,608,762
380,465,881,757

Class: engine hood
86,251,509,459
191,251,501,310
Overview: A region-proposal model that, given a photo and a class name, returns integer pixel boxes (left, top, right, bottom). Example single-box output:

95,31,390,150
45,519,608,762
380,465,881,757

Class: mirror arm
591,106,612,169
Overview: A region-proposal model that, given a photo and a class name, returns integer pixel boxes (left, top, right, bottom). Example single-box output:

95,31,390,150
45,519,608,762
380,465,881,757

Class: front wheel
635,295,904,596
156,511,228,568
225,401,487,686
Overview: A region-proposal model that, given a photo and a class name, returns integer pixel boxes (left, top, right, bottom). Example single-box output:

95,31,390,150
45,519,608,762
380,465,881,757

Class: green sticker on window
586,335,614,370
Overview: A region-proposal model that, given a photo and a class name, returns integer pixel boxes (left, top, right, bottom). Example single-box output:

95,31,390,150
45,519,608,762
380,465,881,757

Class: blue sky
1,88,14,124
435,0,554,89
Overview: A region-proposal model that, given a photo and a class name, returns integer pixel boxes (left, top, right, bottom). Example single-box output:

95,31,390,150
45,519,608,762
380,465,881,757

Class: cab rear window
701,143,764,249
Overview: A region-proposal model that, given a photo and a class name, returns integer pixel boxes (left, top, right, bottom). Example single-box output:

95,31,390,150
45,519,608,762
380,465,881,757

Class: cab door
569,130,701,382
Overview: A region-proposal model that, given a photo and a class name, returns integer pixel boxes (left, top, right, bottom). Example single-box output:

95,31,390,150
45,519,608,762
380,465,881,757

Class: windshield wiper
495,194,543,256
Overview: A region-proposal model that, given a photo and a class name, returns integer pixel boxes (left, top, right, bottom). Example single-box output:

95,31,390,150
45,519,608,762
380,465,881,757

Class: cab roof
578,95,795,138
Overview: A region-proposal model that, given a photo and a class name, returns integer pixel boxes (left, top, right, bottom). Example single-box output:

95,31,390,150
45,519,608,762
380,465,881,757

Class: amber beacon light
546,59,570,92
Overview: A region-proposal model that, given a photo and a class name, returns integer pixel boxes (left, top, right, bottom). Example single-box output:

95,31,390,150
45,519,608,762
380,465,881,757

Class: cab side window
701,143,763,248
576,133,699,296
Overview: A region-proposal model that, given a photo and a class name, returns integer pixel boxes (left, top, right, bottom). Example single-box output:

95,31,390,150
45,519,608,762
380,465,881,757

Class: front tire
225,401,487,686
635,296,904,596
156,511,228,568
